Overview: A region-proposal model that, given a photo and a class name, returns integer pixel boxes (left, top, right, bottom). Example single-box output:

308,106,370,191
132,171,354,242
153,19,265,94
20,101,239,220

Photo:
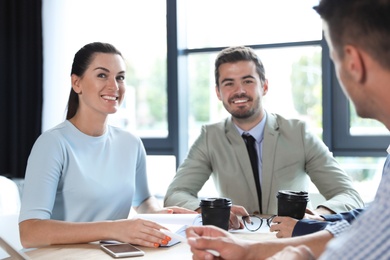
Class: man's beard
231,109,256,119
224,104,256,119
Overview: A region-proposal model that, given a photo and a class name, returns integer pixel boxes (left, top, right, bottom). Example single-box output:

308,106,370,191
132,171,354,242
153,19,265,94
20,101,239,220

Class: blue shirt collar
235,111,266,143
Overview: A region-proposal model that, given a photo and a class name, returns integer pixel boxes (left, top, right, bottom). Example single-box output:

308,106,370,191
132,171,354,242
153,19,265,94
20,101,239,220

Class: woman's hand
110,218,171,248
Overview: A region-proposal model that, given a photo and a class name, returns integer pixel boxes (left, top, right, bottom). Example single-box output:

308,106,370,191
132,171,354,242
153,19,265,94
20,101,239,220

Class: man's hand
229,205,250,229
270,216,298,238
186,226,253,260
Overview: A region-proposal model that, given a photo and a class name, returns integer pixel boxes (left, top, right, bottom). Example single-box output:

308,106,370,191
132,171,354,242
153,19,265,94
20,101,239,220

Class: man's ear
262,79,269,96
215,85,222,101
344,45,366,83
71,74,82,94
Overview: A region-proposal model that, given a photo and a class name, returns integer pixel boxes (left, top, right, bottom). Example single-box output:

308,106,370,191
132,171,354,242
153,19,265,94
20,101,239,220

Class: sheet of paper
132,214,202,247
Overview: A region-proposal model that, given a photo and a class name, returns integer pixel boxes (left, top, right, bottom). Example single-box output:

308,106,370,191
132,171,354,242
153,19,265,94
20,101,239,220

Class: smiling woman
18,42,195,249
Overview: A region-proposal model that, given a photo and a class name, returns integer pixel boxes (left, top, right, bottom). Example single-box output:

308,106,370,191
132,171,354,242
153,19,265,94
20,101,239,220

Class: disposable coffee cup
200,198,232,231
277,190,309,219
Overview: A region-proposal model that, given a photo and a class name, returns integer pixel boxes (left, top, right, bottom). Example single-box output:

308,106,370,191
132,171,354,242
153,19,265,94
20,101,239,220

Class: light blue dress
19,120,150,223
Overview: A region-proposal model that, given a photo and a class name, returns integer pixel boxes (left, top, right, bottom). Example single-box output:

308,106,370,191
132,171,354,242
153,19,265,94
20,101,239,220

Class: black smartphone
100,243,144,258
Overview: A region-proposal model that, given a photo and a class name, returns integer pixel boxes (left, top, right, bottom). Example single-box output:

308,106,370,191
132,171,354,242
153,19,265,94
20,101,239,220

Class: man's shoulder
198,118,238,141
203,117,230,130
267,112,307,129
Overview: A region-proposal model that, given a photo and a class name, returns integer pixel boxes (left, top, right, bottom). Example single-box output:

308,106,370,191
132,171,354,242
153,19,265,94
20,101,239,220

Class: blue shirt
19,120,151,223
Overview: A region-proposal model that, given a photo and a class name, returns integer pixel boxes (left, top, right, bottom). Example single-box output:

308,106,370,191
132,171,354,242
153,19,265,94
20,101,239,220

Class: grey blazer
164,112,364,214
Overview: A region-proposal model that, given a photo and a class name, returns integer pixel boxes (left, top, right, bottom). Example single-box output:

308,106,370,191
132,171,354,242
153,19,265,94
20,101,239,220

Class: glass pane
146,155,176,199
187,46,322,148
43,0,167,137
184,0,322,49
349,103,389,136
336,157,384,204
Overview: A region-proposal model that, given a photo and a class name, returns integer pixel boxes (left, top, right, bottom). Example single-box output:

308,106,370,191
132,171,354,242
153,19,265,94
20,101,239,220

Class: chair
0,176,23,258
0,176,21,215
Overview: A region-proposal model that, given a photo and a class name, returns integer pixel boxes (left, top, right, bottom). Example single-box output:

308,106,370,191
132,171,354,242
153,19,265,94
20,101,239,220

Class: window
175,0,389,202
184,0,322,48
42,0,389,202
43,0,168,139
328,74,390,156
179,0,324,151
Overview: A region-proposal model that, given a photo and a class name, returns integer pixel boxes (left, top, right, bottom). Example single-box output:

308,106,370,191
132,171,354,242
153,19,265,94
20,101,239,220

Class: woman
18,42,194,249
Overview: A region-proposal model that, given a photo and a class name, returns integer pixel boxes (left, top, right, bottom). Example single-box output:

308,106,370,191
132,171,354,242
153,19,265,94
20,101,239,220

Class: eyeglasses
242,215,276,232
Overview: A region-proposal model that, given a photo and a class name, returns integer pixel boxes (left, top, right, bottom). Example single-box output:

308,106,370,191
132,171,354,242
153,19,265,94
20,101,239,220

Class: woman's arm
19,217,169,248
134,196,197,214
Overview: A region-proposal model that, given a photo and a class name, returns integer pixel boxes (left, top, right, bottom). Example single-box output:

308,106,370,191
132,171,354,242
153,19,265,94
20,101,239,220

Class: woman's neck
68,113,107,137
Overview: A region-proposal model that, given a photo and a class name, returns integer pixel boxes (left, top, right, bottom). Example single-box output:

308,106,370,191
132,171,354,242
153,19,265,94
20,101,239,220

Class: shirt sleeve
292,207,365,237
292,219,330,236
19,132,63,222
321,208,365,223
324,220,351,237
164,125,212,210
131,137,151,207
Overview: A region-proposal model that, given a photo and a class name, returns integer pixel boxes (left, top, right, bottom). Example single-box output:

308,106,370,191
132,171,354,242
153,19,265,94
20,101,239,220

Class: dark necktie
242,134,262,213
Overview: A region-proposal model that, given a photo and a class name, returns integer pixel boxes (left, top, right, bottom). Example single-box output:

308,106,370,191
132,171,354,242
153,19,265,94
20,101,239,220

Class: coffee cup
276,190,309,219
199,197,232,230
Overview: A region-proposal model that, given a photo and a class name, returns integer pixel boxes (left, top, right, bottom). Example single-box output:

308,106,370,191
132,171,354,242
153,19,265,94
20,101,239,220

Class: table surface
24,231,277,259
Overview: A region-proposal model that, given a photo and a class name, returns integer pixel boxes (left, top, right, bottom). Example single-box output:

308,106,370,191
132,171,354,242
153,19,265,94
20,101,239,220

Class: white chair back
0,176,23,258
0,176,21,215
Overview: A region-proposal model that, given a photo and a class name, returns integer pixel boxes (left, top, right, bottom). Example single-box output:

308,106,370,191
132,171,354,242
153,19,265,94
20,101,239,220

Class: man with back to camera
164,45,363,224
185,0,390,259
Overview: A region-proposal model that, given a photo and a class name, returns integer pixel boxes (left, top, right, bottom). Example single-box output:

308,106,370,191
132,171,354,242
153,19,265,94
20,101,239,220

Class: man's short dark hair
314,0,390,69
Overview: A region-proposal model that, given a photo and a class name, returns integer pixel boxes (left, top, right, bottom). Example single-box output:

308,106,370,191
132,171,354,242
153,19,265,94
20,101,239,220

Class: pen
160,229,220,257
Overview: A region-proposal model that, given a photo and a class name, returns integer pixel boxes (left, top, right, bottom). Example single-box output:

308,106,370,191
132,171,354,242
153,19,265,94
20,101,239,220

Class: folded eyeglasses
242,215,276,232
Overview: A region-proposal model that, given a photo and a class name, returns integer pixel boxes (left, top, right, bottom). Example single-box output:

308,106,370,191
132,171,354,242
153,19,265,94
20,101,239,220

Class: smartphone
100,243,144,258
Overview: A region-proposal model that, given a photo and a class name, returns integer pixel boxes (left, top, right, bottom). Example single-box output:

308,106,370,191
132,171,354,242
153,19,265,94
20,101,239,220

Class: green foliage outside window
290,50,322,132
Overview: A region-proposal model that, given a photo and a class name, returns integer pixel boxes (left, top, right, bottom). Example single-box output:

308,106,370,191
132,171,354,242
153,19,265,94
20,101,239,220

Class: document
132,214,202,247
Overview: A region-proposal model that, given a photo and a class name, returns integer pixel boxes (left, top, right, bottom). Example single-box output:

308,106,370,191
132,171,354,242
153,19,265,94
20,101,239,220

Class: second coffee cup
277,190,309,219
200,197,232,231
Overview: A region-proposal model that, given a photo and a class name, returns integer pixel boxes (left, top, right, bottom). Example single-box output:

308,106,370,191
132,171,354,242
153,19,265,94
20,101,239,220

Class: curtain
0,0,43,178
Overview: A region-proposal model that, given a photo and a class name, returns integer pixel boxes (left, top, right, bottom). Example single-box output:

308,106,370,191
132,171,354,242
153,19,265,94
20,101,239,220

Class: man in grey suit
164,46,363,218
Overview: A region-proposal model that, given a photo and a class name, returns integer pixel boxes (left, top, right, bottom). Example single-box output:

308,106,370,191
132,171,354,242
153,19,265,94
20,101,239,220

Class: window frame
321,40,390,157
144,0,390,169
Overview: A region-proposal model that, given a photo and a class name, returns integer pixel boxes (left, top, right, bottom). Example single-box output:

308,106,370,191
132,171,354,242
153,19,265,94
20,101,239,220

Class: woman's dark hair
66,42,123,119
